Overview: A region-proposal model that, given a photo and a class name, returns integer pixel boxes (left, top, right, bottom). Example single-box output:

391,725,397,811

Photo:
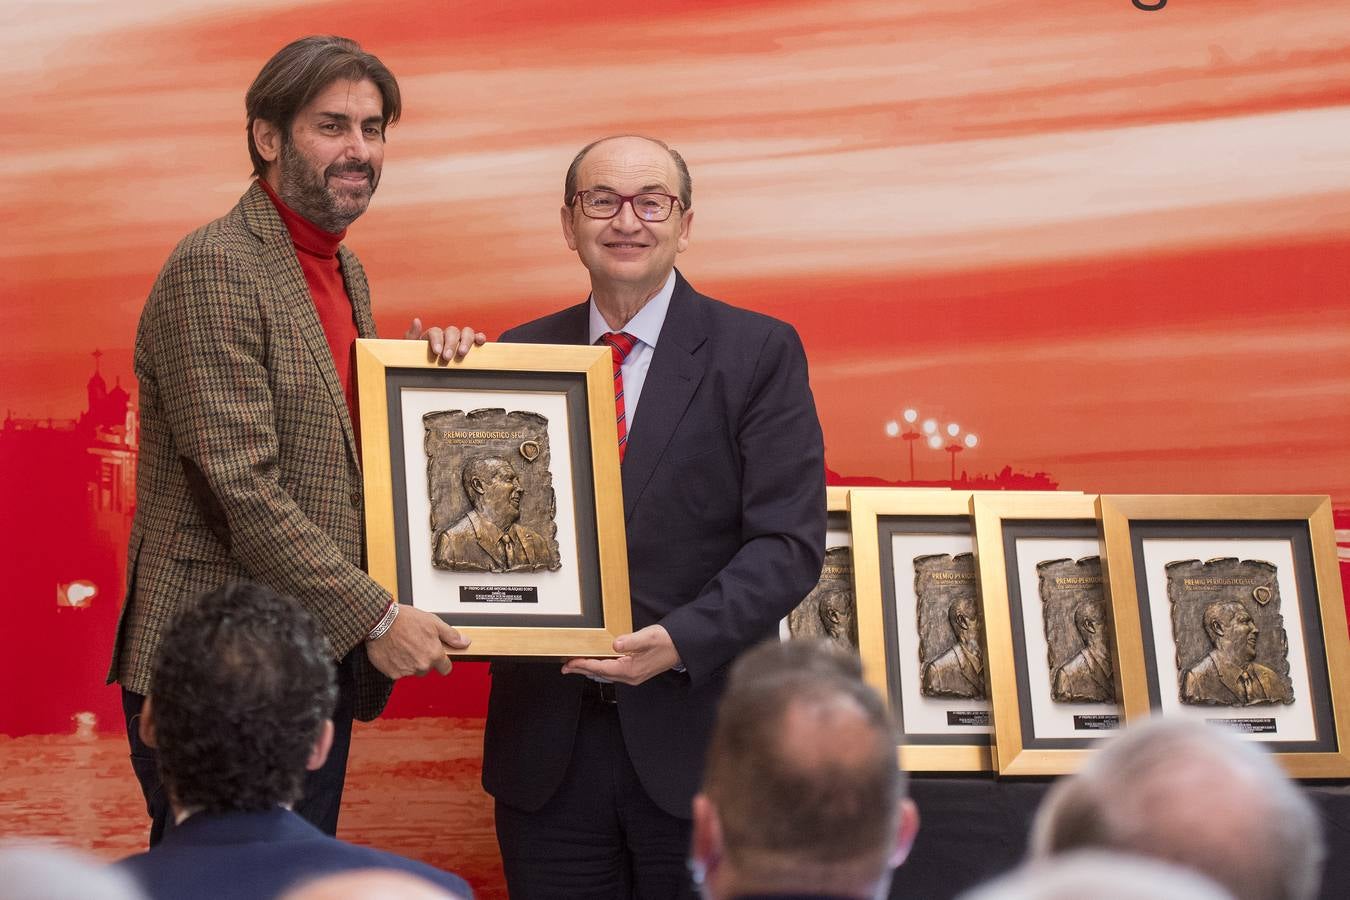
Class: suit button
350,489,362,508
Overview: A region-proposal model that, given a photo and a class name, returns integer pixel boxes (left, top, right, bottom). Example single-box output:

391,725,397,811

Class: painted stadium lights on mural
886,409,977,483
944,422,979,483
885,409,924,482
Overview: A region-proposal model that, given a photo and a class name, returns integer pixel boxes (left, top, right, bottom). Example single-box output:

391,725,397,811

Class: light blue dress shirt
586,269,676,430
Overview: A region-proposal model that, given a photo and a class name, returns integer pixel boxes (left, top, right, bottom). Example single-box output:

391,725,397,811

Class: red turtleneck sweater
258,178,361,441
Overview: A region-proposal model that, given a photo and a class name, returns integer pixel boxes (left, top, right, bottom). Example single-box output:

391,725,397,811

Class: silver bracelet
366,601,400,641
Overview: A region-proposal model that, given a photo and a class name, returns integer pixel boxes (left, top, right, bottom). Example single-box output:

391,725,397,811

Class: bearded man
108,35,482,845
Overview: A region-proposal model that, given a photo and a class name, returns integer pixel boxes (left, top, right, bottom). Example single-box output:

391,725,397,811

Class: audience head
692,639,917,900
1031,717,1322,900
958,850,1234,900
0,844,146,900
281,869,465,900
141,581,338,816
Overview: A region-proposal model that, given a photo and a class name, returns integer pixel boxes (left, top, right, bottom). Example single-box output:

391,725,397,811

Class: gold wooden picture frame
973,492,1124,776
355,339,632,658
850,487,995,772
1099,494,1350,778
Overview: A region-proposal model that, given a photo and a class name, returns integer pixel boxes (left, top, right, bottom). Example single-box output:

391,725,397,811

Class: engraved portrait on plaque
916,553,986,700
424,408,562,574
1038,557,1116,704
787,547,857,650
1168,558,1294,706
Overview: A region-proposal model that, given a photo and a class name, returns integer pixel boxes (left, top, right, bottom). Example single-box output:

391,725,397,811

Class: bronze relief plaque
1038,556,1117,704
424,408,562,575
1167,557,1294,707
915,552,986,700
788,546,857,651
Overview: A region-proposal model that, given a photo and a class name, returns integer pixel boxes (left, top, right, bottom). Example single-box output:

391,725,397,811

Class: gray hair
0,844,146,900
959,850,1234,900
1031,718,1322,900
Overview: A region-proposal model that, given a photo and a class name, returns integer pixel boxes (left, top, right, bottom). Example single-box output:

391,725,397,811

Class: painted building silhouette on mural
825,464,1059,491
0,352,137,735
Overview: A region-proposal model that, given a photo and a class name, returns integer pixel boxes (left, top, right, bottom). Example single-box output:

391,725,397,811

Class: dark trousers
494,688,698,899
121,652,357,847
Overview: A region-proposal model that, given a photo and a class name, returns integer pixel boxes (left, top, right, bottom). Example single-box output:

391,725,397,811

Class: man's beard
277,138,377,232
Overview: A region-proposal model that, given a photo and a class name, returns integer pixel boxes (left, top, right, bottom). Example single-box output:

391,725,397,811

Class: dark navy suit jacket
117,808,471,899
483,271,826,818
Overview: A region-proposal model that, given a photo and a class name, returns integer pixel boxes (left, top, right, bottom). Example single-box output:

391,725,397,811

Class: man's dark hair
245,35,401,178
563,135,693,210
150,581,337,813
703,639,904,888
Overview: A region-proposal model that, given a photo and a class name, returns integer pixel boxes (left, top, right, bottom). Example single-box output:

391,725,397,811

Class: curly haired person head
140,581,338,815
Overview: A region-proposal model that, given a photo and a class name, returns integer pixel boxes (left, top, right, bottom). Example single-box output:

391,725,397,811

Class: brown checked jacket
107,181,394,720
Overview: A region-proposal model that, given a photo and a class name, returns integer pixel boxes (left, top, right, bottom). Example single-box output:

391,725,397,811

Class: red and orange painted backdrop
4,0,1349,735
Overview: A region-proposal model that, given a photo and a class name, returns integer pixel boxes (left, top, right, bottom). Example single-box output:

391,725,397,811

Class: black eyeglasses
572,190,682,222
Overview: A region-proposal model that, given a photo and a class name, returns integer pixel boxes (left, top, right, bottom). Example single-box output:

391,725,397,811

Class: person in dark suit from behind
689,639,919,900
427,134,826,898
117,582,471,900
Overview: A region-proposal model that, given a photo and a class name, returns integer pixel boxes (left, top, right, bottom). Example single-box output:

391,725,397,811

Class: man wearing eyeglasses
481,135,826,897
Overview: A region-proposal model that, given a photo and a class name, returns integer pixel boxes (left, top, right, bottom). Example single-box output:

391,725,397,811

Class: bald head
564,134,692,209
695,639,914,899
778,685,885,773
961,850,1234,900
281,870,466,900
1031,718,1322,900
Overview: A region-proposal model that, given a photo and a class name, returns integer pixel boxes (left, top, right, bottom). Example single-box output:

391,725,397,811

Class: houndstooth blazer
108,181,394,720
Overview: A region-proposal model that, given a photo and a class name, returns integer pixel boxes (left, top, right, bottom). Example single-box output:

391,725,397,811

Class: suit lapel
1216,663,1246,702
469,512,508,568
620,273,707,521
339,246,378,339
241,183,362,467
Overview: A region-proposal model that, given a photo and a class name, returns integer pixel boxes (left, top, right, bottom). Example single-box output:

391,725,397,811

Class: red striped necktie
598,332,638,462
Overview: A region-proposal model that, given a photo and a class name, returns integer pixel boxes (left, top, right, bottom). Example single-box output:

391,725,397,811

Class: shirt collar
587,269,676,348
